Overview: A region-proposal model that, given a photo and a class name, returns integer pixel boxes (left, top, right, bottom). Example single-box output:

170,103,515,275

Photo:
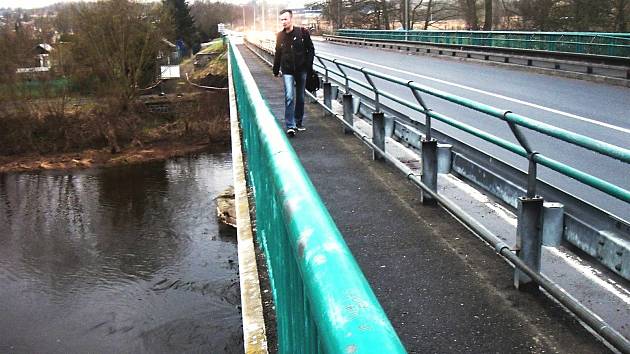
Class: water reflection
0,152,243,353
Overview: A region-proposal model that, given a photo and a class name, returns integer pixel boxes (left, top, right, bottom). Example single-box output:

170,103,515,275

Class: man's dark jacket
272,27,315,76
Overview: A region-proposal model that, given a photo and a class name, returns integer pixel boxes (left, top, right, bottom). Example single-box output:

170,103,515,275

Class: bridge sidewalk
237,45,609,353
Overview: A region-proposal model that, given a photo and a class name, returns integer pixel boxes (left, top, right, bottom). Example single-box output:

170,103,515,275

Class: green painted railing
311,57,630,203
228,40,406,353
335,29,630,58
244,37,630,205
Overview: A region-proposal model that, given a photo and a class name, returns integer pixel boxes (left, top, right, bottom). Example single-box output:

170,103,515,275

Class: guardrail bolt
372,112,385,161
323,82,332,109
514,196,545,292
542,202,564,247
342,94,354,134
421,139,438,205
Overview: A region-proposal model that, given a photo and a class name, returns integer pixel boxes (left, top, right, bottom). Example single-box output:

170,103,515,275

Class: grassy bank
0,40,230,172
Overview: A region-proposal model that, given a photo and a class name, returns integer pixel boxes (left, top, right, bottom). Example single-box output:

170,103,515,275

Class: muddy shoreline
0,138,230,173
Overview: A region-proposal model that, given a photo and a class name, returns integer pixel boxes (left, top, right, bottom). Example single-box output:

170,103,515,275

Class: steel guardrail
228,39,406,353
249,37,630,205
244,36,630,354
324,35,630,83
336,29,630,59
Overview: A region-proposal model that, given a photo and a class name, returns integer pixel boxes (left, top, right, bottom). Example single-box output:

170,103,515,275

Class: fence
335,29,630,59
244,36,630,353
228,39,406,353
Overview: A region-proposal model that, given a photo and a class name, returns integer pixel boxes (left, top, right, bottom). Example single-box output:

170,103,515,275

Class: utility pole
338,0,342,29
241,5,246,31
253,0,256,32
262,0,266,32
403,0,409,31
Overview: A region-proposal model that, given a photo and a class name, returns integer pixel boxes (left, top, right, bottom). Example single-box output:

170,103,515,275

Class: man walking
272,9,315,137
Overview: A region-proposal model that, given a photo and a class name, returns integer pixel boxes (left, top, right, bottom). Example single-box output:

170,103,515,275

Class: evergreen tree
163,0,199,53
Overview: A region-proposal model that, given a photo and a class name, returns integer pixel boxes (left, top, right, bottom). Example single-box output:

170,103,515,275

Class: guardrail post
542,202,564,247
506,120,545,291
323,82,332,109
421,139,438,205
342,94,354,134
514,195,544,291
372,112,385,161
410,85,438,204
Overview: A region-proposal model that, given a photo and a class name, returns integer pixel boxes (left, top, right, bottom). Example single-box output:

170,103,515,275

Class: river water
0,152,243,353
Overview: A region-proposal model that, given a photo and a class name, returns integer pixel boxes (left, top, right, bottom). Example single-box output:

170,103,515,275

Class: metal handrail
228,39,406,353
315,55,629,202
335,29,630,58
243,37,630,353
251,37,630,204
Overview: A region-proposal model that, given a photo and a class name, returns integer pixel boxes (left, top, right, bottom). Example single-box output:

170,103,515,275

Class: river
0,151,243,353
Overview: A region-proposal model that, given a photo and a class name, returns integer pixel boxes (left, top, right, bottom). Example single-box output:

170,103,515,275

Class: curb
228,51,269,354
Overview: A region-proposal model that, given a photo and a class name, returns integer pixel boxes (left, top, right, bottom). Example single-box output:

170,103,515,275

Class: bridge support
372,112,385,161
342,94,354,134
421,139,438,205
514,196,544,291
323,82,332,109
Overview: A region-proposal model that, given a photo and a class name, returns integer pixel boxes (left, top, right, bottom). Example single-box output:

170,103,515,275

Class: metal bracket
333,59,349,94
527,151,540,198
410,86,433,141
504,111,540,198
317,56,329,82
362,69,380,112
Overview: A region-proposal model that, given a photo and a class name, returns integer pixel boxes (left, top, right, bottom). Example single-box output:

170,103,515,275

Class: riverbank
0,138,229,173
1,41,230,174
0,92,230,174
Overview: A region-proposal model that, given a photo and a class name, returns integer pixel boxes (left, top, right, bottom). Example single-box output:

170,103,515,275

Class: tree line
311,0,629,32
0,0,236,156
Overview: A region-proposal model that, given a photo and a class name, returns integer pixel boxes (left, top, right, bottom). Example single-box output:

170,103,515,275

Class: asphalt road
313,40,630,221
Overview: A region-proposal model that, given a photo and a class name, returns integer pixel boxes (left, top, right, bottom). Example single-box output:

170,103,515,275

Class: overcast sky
1,0,95,9
1,0,302,10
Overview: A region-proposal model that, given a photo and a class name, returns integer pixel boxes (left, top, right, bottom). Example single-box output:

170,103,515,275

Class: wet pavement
0,152,243,353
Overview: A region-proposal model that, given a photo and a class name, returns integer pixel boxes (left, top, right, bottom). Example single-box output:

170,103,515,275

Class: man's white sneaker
286,128,296,137
296,126,306,131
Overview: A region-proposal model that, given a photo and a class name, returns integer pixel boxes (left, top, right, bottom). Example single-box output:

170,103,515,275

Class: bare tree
515,0,560,30
407,0,459,30
70,0,168,108
190,1,240,41
614,0,628,31
68,0,171,152
483,0,492,29
458,0,479,29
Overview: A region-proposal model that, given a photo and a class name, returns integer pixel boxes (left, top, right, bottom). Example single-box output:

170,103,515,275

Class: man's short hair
279,9,292,17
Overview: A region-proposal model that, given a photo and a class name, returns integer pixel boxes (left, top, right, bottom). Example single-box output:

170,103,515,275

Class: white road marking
317,50,630,135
